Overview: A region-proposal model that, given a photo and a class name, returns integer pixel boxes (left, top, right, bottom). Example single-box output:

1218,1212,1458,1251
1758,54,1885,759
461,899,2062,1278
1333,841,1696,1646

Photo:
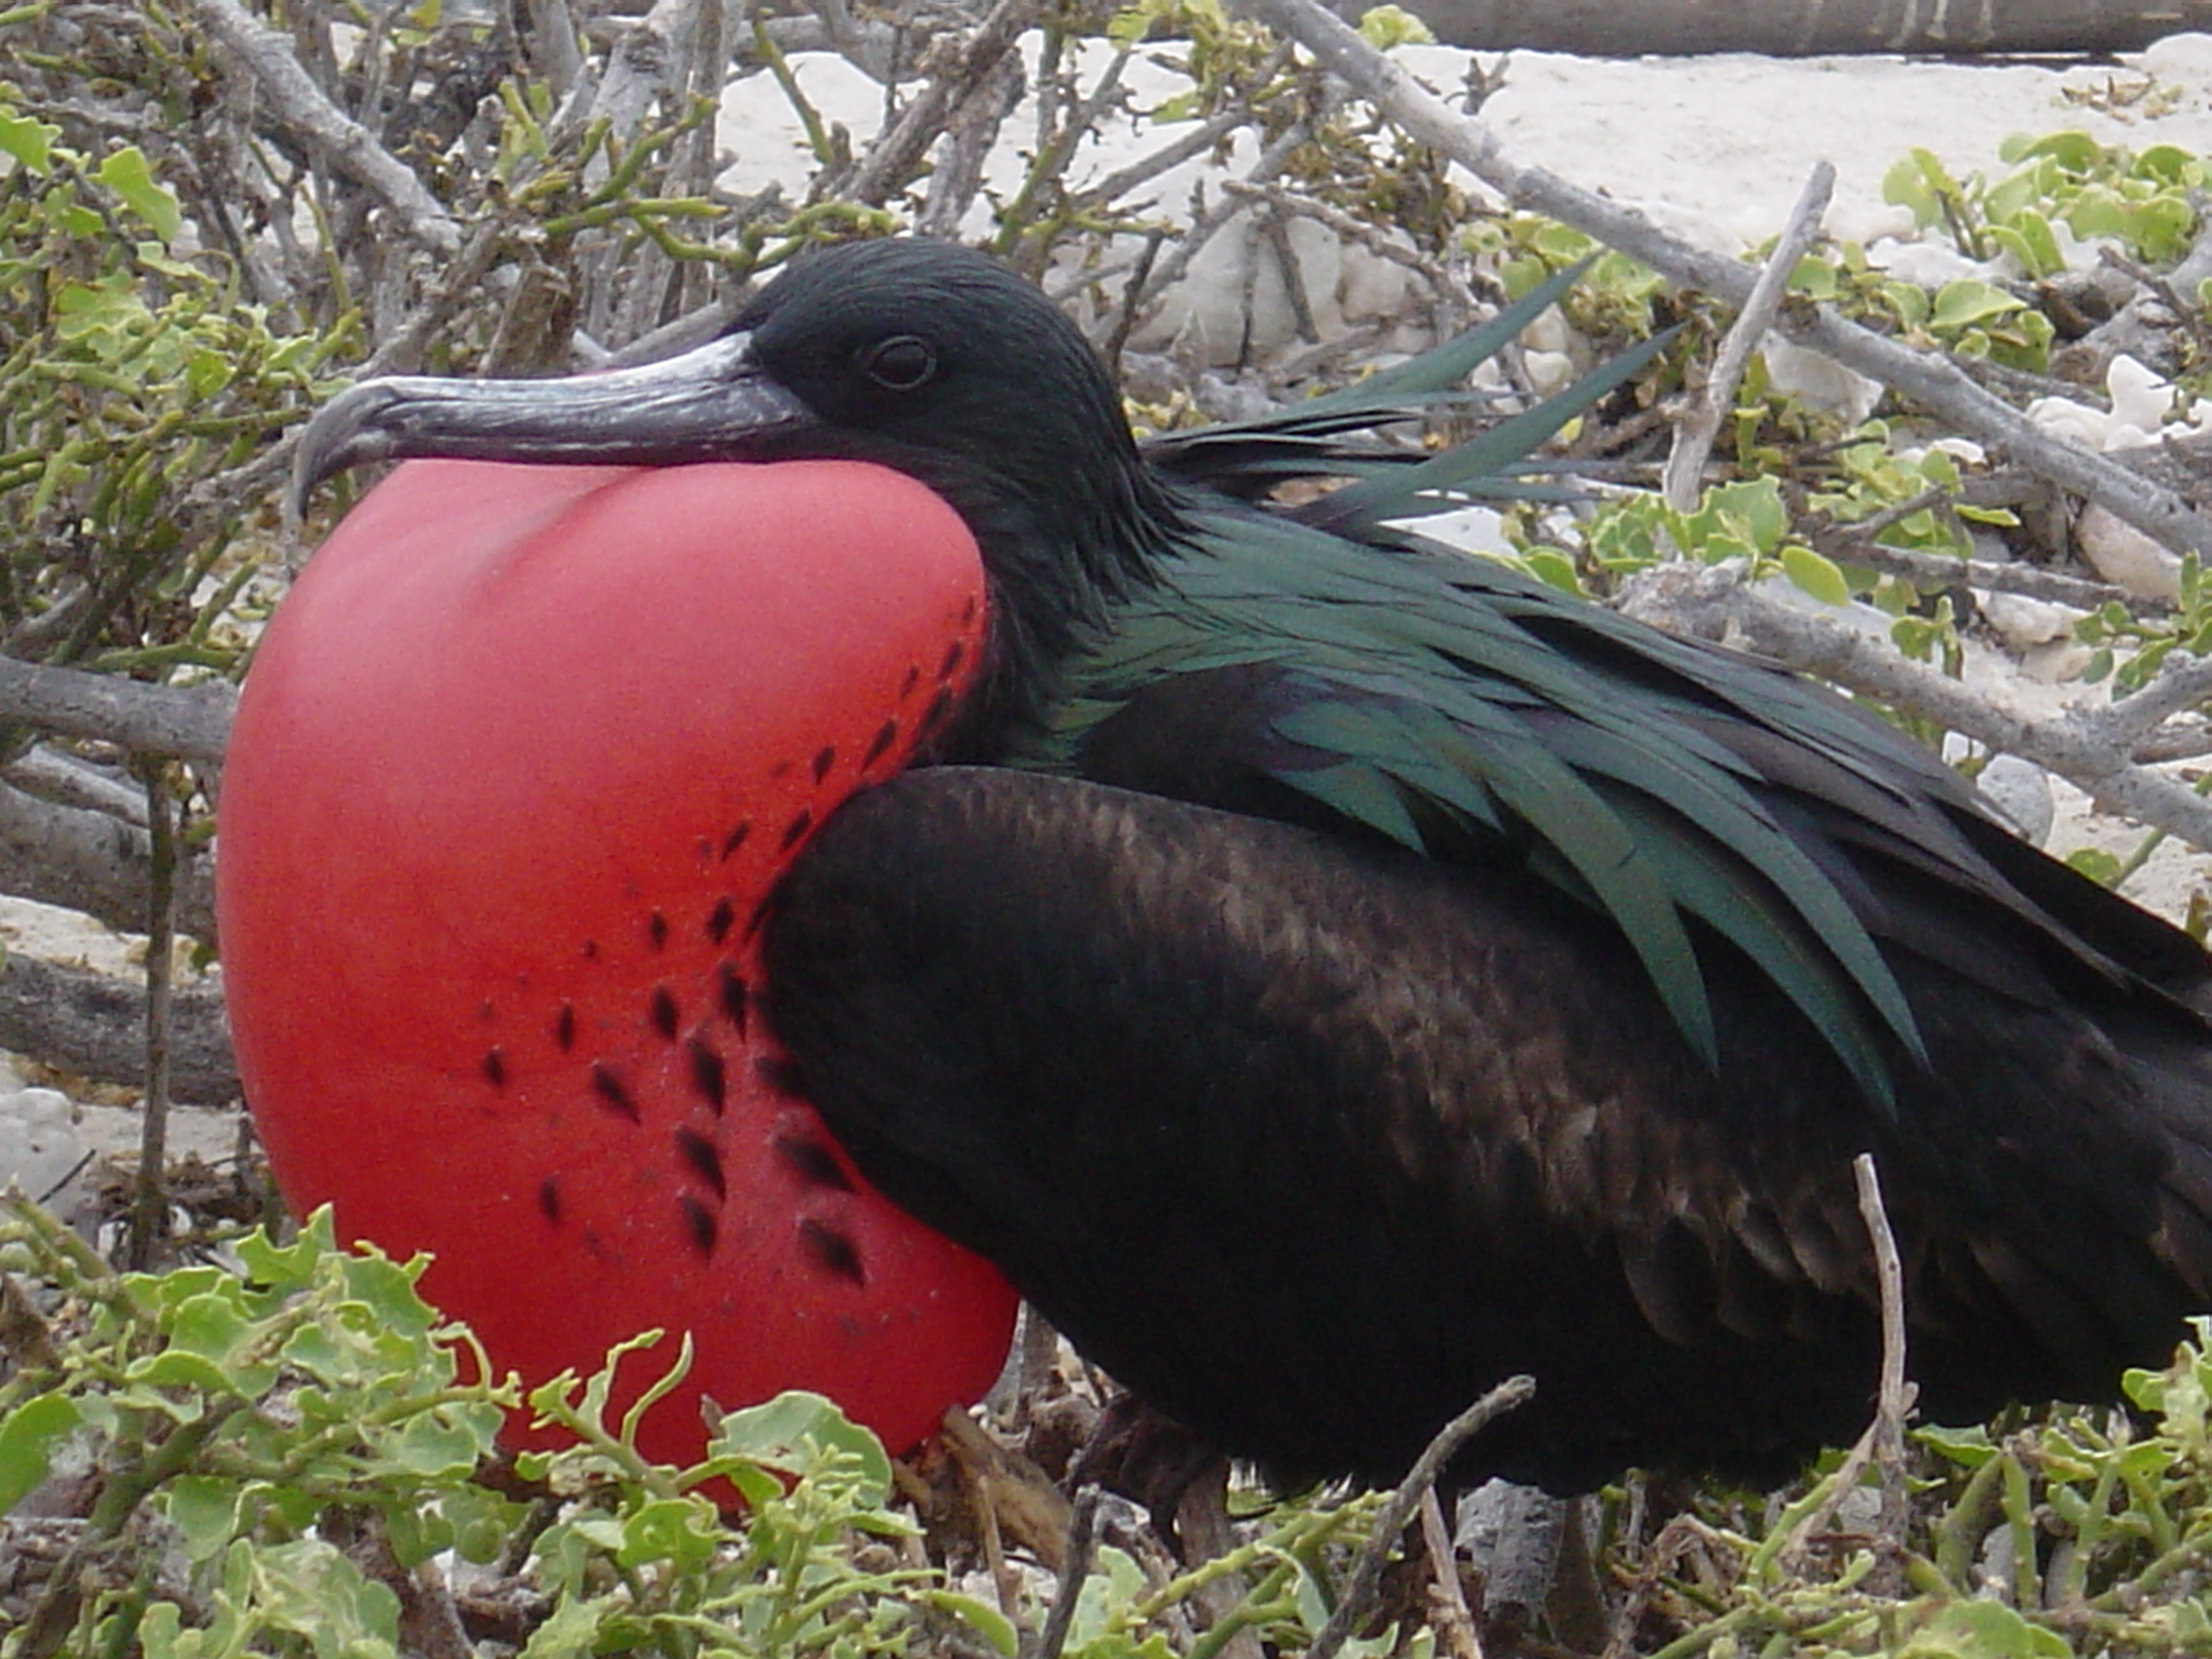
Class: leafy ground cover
11,1197,2212,1657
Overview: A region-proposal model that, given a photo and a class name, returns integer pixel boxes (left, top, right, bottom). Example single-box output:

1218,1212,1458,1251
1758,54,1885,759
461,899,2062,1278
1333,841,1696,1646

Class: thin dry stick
1308,1376,1535,1659
1854,1153,1913,1539
186,0,461,254
1032,1490,1101,1659
1774,1153,1914,1571
835,0,1041,207
1419,1486,1483,1659
1618,564,2212,853
1811,520,2162,616
1664,162,1834,509
127,760,177,1272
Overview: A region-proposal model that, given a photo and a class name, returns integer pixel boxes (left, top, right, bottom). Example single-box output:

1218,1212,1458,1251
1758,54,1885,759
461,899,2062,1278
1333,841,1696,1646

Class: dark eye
864,335,937,390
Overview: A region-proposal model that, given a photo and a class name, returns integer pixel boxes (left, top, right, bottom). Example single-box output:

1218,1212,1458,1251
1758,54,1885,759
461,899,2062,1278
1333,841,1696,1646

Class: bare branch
1619,563,2212,853
0,954,237,1106
1235,0,2212,565
185,0,462,255
126,760,177,1270
832,0,1042,208
0,776,217,942
1308,1375,1535,1659
1773,1154,1915,1580
1812,528,2159,616
1664,162,1832,509
0,659,235,764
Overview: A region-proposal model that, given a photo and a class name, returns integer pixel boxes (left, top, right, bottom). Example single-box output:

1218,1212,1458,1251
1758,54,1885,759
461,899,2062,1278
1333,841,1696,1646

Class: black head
297,239,1183,753
733,241,1135,514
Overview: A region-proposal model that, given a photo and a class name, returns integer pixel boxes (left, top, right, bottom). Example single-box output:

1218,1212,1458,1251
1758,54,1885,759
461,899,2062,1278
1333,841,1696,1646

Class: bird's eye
865,336,937,391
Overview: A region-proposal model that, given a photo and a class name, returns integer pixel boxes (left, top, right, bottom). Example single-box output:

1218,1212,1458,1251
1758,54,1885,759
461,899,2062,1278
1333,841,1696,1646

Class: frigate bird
234,237,2212,1492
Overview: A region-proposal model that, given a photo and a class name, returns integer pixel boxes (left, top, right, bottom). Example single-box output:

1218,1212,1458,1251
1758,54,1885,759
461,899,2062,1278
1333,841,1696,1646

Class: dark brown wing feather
764,766,2212,1492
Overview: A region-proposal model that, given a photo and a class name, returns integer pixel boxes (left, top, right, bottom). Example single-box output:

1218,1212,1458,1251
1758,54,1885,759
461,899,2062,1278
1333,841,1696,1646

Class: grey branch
0,776,217,942
1813,529,2164,616
1308,1375,1536,1659
1619,563,2212,854
1373,0,2212,56
0,658,236,764
0,954,238,1105
1238,0,2212,566
832,0,1041,207
1663,162,1833,509
185,0,462,255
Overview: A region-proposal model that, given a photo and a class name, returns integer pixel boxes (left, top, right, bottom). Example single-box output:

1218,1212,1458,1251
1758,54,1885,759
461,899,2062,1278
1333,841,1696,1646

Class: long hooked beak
292,332,819,513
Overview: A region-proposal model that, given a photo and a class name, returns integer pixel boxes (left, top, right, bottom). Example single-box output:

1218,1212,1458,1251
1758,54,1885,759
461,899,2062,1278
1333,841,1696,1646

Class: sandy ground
14,34,2212,1201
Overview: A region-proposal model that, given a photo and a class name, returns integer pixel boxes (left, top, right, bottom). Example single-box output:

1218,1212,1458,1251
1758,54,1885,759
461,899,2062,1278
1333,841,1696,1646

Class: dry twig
1307,1375,1535,1659
1772,1155,1915,1580
1663,162,1833,509
0,659,234,765
185,0,462,255
1620,561,2212,853
1238,0,2212,565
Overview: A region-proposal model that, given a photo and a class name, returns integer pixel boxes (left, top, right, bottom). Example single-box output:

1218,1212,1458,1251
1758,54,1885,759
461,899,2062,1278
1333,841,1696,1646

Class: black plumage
297,237,2212,1493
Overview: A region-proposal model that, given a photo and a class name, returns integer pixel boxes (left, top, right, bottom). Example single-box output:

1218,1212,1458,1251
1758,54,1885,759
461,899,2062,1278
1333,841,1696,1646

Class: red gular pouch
220,457,1019,1470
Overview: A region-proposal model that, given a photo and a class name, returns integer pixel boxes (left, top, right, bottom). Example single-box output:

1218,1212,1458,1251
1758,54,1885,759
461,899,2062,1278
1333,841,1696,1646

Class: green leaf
2135,141,2197,184
1355,4,1432,45
519,1594,616,1659
2066,846,2125,886
1985,208,2061,278
238,1208,340,1292
239,1537,404,1659
94,146,181,243
613,1495,722,1570
1914,1422,1998,1467
0,1391,81,1515
1788,254,1838,300
1930,279,2024,330
1881,149,1946,226
1899,1600,2070,1658
166,1288,279,1396
925,1590,1019,1658
0,110,59,172
1520,548,1583,594
383,1402,500,1476
1780,544,1852,608
711,1389,894,1503
2005,129,2103,172
163,1475,245,1562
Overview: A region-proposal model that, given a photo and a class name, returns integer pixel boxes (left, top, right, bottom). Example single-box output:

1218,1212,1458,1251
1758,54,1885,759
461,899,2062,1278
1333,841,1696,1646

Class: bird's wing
766,766,2212,1488
1020,506,2212,1109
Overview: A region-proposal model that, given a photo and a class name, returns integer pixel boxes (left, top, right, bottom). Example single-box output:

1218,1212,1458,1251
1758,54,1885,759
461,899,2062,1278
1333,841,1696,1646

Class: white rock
2135,31,2212,82
1764,337,1882,424
2026,393,2111,451
0,1088,86,1203
2018,638,2096,683
1521,348,1576,398
1865,238,2001,288
1923,436,1987,466
1980,591,2081,650
1518,305,1571,357
1408,505,1510,555
2106,354,2172,435
1977,754,2056,845
2078,501,2185,601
